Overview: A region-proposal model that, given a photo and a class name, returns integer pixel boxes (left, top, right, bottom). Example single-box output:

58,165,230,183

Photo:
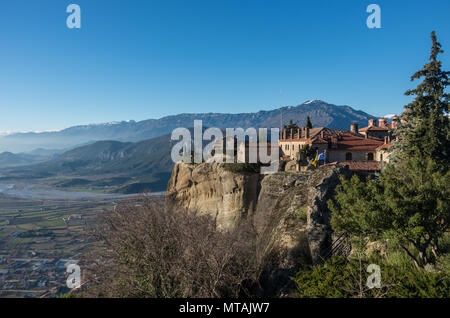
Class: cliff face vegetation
165,162,347,296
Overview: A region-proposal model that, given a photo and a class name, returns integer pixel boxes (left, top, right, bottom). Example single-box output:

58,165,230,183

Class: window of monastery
367,153,374,161
345,152,352,161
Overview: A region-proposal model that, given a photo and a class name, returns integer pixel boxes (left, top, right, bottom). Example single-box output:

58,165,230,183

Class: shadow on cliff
166,162,349,297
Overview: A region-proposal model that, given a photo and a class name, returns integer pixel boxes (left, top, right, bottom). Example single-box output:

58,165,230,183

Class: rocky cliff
166,163,262,230
165,162,347,296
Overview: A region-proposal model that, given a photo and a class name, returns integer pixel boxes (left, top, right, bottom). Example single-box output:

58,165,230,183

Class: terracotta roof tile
359,126,390,132
280,127,384,151
327,133,384,151
376,142,393,151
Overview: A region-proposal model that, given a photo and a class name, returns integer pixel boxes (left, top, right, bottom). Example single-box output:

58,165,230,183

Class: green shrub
294,255,450,298
296,206,308,221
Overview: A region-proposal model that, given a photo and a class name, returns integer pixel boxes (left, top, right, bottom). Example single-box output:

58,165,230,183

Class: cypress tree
306,116,313,129
393,31,450,169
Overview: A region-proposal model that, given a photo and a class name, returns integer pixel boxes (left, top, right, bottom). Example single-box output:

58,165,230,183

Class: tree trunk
400,244,421,269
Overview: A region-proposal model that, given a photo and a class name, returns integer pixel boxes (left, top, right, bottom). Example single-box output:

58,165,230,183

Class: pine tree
329,32,450,269
306,116,313,129
379,158,449,268
393,31,450,169
284,119,299,129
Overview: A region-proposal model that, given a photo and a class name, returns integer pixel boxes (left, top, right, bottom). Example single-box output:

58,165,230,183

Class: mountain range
2,134,174,193
0,100,377,192
0,100,374,153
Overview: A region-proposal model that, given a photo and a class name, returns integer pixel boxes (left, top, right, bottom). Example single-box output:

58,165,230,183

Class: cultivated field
0,192,142,297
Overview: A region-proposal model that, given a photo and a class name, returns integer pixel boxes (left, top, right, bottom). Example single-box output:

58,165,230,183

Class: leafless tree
80,198,257,298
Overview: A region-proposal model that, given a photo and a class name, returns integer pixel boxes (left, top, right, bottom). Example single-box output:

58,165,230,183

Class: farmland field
0,190,147,298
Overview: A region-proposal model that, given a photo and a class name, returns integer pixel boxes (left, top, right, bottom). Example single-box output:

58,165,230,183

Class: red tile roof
376,142,393,151
359,125,389,132
280,127,384,151
327,133,384,151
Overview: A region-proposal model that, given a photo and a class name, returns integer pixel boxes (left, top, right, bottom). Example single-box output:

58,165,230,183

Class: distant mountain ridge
0,100,375,153
2,133,175,193
0,100,378,193
0,149,64,168
0,152,43,167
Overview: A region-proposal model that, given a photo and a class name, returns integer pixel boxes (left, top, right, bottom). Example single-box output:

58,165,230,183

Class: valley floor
0,190,158,298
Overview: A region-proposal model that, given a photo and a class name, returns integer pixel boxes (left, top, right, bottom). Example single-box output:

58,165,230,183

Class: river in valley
0,183,161,200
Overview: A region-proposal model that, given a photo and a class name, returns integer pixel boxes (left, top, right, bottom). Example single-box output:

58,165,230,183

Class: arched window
345,152,352,161
380,154,383,161
367,153,374,161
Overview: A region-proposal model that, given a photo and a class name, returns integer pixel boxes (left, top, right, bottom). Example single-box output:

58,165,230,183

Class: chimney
350,123,359,134
290,128,294,139
305,127,310,139
368,119,376,127
384,136,388,144
379,118,387,127
297,128,301,139
282,128,287,139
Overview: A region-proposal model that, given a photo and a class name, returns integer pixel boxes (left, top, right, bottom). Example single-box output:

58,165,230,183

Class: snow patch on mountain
0,129,62,136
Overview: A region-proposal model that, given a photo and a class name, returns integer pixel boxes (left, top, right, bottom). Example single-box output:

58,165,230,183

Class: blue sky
0,0,449,132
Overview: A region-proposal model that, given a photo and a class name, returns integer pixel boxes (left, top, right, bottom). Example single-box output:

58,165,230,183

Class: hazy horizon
1,99,378,135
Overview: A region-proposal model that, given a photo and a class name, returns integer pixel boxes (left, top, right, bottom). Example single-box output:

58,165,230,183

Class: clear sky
0,0,449,132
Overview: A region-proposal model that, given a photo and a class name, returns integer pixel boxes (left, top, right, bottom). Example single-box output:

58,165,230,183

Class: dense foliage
294,255,449,298
328,32,450,269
